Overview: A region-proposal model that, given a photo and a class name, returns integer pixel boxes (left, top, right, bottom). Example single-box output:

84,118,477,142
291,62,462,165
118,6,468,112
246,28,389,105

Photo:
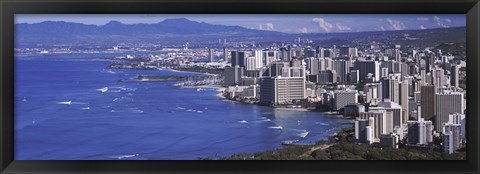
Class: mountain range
15,18,465,48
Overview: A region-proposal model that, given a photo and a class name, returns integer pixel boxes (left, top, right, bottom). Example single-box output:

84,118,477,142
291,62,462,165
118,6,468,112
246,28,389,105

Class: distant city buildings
218,42,465,154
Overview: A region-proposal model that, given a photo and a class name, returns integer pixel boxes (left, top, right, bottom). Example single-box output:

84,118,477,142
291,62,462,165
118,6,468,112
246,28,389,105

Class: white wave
32,120,35,124
97,87,108,93
259,117,267,119
113,98,119,102
109,90,121,92
81,107,90,110
176,106,186,110
197,111,203,113
102,69,116,74
112,154,139,160
282,140,299,144
58,101,72,105
298,131,310,138
292,129,308,132
187,109,195,112
110,110,116,113
319,123,330,126
238,120,248,124
268,126,283,129
22,97,27,102
131,109,144,114
262,119,272,122
72,102,89,105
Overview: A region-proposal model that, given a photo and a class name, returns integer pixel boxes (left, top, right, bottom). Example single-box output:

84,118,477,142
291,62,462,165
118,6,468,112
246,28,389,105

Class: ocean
14,53,353,160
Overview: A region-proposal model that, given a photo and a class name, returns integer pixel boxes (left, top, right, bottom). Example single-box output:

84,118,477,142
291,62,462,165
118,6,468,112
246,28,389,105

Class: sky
15,14,466,33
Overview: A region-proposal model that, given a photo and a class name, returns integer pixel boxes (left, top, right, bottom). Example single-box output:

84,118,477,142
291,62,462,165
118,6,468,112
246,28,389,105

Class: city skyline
15,14,465,34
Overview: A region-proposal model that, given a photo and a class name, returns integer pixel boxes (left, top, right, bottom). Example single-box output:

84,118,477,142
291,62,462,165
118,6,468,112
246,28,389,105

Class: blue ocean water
14,53,353,160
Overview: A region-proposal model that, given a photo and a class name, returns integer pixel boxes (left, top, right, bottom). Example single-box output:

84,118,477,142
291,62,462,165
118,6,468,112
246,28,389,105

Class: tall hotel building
420,85,436,122
435,91,464,132
333,90,358,111
259,66,306,105
355,110,388,143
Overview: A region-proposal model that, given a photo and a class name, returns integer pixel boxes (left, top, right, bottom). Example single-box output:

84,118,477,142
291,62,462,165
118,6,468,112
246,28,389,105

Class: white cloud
299,27,309,33
335,23,352,31
420,25,427,30
386,19,406,30
433,16,449,28
416,17,429,21
258,23,274,31
375,24,385,31
312,18,334,32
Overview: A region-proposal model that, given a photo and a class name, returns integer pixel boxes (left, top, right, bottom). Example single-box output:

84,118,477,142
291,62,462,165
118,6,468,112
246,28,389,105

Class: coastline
166,67,217,76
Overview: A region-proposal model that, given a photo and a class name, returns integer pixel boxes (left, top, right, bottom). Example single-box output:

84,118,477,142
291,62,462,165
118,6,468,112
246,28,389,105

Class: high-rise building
263,50,277,66
333,90,358,110
435,91,464,132
252,50,263,69
364,83,382,105
268,61,289,77
332,59,351,83
433,67,445,88
399,80,409,125
407,118,434,145
372,101,403,129
259,76,306,105
420,85,436,122
318,70,336,85
209,48,214,62
355,117,372,144
358,110,389,142
350,70,359,83
223,48,229,62
382,74,401,103
442,122,462,154
231,51,246,68
307,58,319,75
281,66,305,78
449,113,466,142
354,60,381,82
348,47,358,58
224,66,244,86
245,57,257,71
450,64,459,88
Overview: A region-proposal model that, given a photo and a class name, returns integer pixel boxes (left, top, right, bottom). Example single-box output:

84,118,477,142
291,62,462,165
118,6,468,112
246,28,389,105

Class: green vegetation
199,127,466,160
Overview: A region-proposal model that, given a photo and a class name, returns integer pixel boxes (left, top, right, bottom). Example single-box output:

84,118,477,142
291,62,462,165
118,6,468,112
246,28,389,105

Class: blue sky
15,14,465,33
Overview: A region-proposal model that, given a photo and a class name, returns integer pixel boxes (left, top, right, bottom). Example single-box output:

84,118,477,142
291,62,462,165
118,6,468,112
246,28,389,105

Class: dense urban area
15,19,467,159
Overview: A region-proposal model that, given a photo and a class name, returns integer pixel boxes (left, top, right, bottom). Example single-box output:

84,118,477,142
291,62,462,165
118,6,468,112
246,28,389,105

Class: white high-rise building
435,91,464,132
333,90,358,110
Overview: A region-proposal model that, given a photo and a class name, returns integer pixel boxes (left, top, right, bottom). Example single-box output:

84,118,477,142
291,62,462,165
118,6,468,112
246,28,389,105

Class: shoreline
165,67,217,76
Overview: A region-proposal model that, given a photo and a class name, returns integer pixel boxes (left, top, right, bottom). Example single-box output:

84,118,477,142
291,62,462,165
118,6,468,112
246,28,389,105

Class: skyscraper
450,64,459,88
435,91,464,132
354,60,381,82
223,47,228,62
224,66,244,86
209,48,214,62
420,85,436,122
399,80,409,124
231,51,246,68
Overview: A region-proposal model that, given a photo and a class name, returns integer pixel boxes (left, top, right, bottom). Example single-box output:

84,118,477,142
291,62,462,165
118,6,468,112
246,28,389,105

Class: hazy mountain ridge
15,18,465,48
